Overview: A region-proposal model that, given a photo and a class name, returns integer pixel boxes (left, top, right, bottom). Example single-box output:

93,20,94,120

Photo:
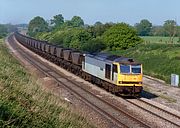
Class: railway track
7,34,152,128
126,97,180,127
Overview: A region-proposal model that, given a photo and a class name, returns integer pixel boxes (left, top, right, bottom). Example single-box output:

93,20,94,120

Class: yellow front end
111,62,142,95
113,63,143,87
117,74,143,86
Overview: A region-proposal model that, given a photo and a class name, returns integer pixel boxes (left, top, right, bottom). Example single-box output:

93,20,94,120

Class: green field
142,36,180,44
110,42,180,85
0,39,94,128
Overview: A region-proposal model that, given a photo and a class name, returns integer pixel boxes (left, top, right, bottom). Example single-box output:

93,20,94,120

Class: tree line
135,19,179,37
1,14,179,52
135,19,180,42
0,24,8,38
28,14,142,52
28,14,180,53
0,24,26,38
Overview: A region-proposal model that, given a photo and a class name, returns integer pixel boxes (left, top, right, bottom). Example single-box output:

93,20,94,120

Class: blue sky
0,0,179,25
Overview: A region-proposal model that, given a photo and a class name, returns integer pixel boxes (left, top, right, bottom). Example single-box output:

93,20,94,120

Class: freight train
14,32,143,96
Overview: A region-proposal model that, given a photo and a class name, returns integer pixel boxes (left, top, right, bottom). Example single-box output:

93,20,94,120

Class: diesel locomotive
14,32,143,95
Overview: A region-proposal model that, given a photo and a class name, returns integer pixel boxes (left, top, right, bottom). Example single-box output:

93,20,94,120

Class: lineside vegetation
110,42,180,85
0,39,95,128
28,15,142,53
142,36,180,44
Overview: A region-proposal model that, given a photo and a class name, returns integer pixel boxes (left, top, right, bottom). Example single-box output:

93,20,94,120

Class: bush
177,37,180,43
103,23,143,50
82,38,106,53
48,28,92,50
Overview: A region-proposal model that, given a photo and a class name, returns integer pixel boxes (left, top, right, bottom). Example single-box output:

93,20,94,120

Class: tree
135,19,152,36
5,24,18,33
103,23,142,50
177,26,180,40
61,20,73,28
49,28,92,50
94,21,103,26
0,24,8,38
28,16,48,37
150,26,165,36
69,28,91,50
82,38,106,53
163,20,177,43
50,14,64,29
87,22,114,38
70,16,84,27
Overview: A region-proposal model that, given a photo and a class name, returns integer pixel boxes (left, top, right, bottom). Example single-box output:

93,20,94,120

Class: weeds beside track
0,38,94,128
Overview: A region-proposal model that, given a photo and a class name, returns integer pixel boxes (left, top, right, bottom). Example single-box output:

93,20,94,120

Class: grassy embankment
142,36,179,44
0,39,94,128
110,37,180,86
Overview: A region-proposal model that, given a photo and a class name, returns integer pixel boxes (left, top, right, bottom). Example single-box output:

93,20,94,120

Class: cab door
112,64,118,84
105,64,111,79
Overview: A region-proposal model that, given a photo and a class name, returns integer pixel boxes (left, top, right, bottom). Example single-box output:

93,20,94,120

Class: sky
0,0,180,25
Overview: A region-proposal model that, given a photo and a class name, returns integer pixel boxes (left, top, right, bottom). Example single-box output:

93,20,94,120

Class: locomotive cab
112,62,143,94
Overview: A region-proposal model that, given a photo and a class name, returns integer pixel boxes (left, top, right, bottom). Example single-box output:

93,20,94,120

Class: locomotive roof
87,52,141,64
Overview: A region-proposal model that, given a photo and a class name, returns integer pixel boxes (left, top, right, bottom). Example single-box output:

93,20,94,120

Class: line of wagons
15,33,84,75
14,32,143,96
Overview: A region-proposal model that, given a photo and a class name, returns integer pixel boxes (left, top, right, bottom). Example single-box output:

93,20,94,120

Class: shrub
103,23,143,50
82,38,106,53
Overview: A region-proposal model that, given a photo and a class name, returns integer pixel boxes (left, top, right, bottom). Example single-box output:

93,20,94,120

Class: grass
0,38,95,128
159,94,177,103
142,86,151,92
141,36,180,44
110,42,180,86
